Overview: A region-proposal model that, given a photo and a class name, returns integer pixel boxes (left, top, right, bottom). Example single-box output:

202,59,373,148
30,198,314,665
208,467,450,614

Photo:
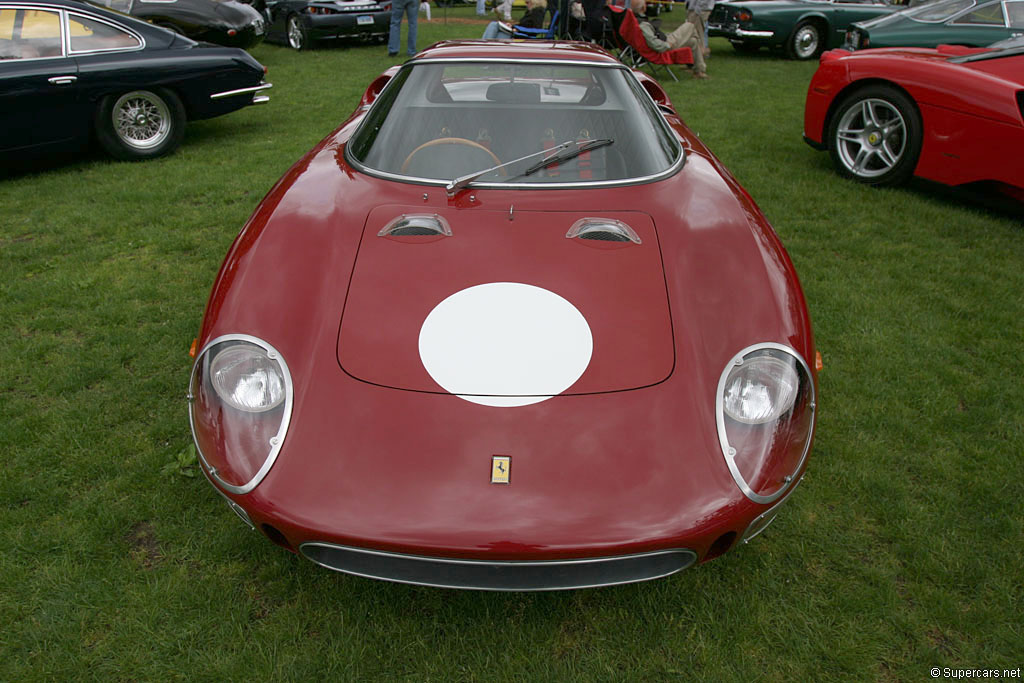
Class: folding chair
511,9,561,39
612,5,693,81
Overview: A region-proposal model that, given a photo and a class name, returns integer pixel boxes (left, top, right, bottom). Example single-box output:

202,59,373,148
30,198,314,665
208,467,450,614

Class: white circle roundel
418,283,593,407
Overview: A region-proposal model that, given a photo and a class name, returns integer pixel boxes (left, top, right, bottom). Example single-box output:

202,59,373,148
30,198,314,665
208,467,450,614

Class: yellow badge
491,455,511,484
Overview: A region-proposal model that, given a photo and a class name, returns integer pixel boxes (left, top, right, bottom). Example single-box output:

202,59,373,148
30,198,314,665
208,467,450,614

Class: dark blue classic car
0,0,271,162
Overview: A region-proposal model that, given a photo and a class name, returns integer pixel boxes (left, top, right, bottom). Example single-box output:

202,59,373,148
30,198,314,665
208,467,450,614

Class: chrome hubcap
835,97,906,178
795,26,818,57
113,91,170,150
288,18,302,48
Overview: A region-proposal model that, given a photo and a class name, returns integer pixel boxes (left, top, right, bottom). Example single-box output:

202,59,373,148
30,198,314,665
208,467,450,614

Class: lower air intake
299,543,697,591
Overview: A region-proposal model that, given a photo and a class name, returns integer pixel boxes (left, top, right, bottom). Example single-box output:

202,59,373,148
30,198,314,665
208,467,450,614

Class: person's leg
667,22,707,74
405,0,417,55
701,9,711,53
686,9,706,54
482,21,500,38
387,0,404,55
476,0,487,15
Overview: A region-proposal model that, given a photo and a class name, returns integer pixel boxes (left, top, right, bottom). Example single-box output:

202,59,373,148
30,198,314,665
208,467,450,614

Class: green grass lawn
2,10,1022,680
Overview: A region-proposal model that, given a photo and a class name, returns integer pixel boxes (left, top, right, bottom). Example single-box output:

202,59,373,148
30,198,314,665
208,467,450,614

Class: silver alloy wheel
112,91,172,151
834,97,907,179
792,23,819,59
287,15,304,49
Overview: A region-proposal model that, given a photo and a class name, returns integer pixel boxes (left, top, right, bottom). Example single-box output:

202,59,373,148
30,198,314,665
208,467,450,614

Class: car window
951,0,1006,23
68,13,141,51
92,0,136,12
1005,0,1024,25
349,61,682,187
0,8,63,59
907,0,975,20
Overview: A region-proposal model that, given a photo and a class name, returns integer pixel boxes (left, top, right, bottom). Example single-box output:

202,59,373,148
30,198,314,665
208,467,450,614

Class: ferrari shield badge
491,455,511,484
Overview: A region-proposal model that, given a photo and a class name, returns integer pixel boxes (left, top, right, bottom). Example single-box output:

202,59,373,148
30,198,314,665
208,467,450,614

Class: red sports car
803,38,1024,202
188,40,818,591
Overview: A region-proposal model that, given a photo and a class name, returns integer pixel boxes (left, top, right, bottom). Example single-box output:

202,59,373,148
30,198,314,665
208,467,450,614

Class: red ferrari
189,40,818,590
803,38,1024,203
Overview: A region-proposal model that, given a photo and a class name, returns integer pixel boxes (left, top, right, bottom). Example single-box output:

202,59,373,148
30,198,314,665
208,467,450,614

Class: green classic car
845,0,1024,49
708,0,905,59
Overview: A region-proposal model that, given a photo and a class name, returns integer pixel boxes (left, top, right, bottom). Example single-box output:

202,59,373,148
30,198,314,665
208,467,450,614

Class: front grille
300,543,697,591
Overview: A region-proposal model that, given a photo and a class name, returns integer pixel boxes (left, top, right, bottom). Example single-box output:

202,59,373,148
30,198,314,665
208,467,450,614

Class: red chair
612,6,693,82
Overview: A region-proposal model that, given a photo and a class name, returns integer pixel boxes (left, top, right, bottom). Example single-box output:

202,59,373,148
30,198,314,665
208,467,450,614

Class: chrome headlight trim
188,333,294,495
716,342,816,505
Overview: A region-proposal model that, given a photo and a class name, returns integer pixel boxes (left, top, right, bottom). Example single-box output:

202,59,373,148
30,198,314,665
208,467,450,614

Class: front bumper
211,81,273,105
300,543,699,591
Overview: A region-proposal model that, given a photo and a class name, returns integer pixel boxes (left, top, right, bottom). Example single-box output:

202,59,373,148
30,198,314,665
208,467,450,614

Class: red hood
337,206,674,396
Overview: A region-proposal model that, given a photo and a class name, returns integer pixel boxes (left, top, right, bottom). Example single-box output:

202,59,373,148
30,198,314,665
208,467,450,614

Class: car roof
410,40,625,66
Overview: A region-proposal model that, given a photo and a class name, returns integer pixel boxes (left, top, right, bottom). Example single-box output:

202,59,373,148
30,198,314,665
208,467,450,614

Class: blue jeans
476,0,486,14
481,21,513,39
388,0,417,56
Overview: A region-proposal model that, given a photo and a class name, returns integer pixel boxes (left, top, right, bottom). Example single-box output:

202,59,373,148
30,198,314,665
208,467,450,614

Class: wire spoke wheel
112,91,172,150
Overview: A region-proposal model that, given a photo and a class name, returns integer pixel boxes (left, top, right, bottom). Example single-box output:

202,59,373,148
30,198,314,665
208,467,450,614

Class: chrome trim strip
715,342,816,505
299,543,698,591
188,333,294,495
734,28,774,38
740,476,802,543
210,83,274,100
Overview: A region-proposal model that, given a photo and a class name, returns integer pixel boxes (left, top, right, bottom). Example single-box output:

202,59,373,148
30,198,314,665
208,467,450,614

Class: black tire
731,40,760,54
286,13,309,50
95,88,186,161
787,20,823,60
826,85,922,186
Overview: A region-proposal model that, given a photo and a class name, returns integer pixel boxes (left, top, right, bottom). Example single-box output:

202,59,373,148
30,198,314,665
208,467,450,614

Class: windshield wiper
444,138,613,196
522,138,613,176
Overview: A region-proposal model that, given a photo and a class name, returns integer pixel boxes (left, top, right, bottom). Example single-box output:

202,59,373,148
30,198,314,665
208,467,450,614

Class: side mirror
360,66,400,108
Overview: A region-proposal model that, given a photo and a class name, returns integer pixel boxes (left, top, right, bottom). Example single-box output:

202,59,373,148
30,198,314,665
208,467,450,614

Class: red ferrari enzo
803,37,1024,203
188,40,818,590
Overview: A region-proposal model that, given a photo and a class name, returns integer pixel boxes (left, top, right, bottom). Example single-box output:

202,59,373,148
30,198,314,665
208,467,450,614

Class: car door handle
48,76,77,85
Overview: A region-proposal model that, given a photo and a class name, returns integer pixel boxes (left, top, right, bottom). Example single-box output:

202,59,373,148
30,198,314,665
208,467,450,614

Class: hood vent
566,218,641,244
379,214,452,238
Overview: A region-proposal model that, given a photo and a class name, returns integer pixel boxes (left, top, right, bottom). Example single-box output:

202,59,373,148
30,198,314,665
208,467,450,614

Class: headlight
188,335,293,494
210,345,285,412
723,354,799,424
716,343,815,504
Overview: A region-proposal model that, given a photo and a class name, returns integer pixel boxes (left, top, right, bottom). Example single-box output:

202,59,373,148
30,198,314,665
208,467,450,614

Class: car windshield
347,61,682,188
905,0,976,21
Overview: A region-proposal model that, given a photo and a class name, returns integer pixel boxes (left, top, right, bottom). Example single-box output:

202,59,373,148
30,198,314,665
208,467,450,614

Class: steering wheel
400,137,506,176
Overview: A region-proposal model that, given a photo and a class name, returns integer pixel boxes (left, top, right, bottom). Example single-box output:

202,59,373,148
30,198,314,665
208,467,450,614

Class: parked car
708,0,904,59
85,0,267,49
0,0,271,162
263,0,389,50
188,41,819,591
803,37,1024,202
845,0,1024,49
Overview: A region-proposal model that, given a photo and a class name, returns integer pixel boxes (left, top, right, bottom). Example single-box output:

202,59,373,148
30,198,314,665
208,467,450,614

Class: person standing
686,0,714,57
388,0,418,57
